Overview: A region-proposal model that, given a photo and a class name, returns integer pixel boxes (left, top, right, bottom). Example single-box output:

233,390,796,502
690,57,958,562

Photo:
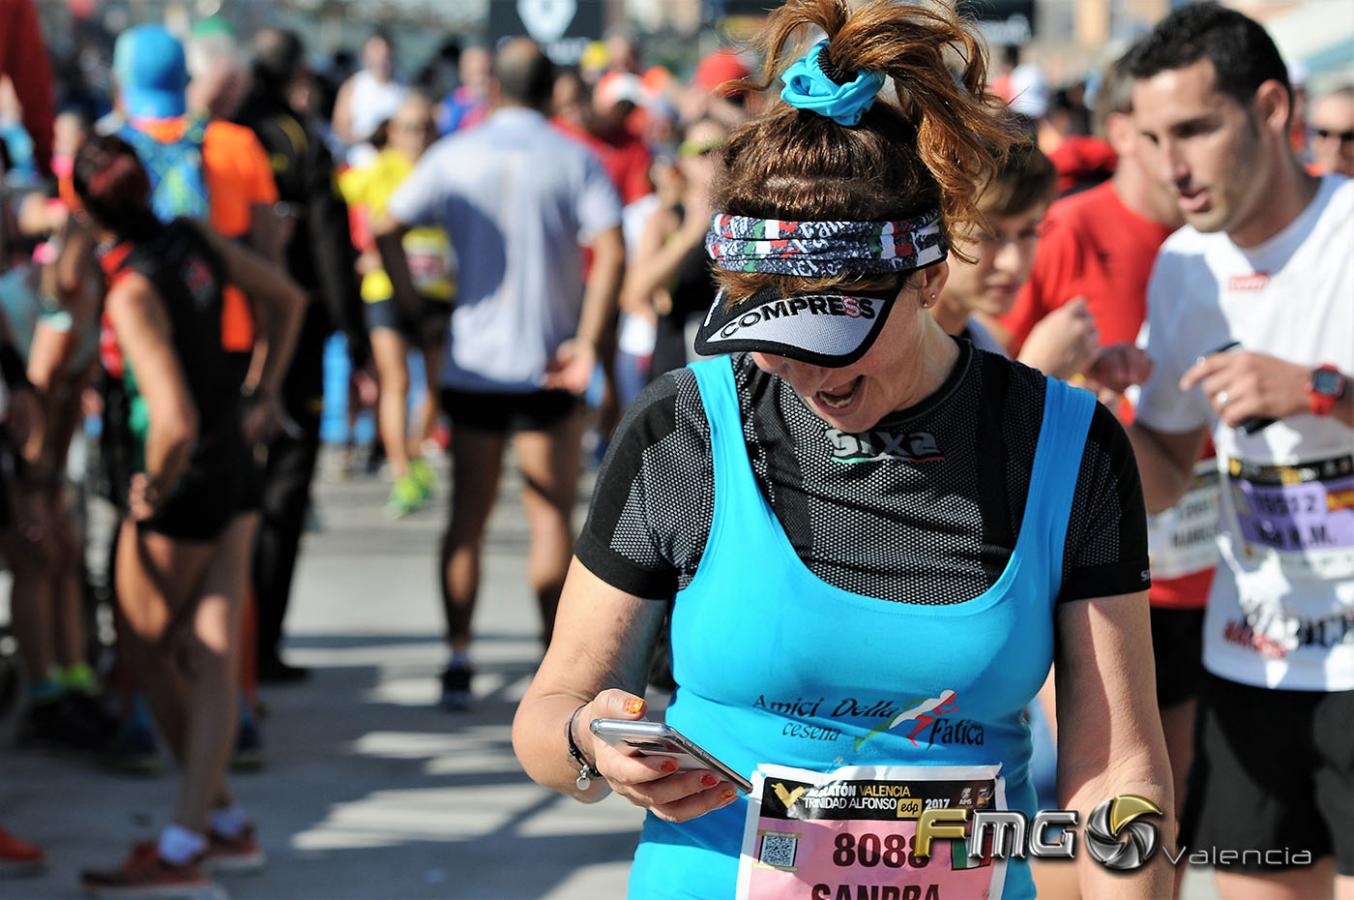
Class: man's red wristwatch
1309,364,1347,417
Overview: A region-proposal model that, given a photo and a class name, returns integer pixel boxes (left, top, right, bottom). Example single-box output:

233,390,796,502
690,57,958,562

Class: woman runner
72,135,304,898
339,91,452,517
514,2,1174,898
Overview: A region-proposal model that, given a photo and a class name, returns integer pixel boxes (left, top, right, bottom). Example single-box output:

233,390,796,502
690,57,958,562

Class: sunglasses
1309,126,1354,143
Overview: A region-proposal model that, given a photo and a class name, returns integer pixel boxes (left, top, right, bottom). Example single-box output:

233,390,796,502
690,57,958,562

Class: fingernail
701,774,719,788
661,759,678,774
624,698,645,716
721,789,738,803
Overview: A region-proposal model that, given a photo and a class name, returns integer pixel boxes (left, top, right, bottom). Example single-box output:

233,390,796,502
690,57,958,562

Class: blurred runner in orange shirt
116,23,280,355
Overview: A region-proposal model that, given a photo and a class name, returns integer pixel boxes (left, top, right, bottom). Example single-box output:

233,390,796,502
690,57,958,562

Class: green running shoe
387,475,425,518
409,456,436,500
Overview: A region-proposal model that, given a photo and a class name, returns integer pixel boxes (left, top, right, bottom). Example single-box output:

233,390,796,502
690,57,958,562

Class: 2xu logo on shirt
825,428,943,465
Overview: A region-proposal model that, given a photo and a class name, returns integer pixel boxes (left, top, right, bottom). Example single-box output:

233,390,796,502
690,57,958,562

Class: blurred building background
27,0,1354,93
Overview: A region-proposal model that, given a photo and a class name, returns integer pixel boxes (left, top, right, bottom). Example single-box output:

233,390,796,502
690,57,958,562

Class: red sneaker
0,826,45,877
80,841,218,898
202,824,265,875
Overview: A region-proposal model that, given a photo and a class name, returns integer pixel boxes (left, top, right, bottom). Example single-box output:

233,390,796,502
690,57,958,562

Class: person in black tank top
71,135,306,897
651,236,717,378
100,219,249,541
621,118,728,380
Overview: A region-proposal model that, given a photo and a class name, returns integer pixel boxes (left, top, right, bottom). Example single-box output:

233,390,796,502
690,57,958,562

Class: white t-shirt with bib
1136,175,1354,692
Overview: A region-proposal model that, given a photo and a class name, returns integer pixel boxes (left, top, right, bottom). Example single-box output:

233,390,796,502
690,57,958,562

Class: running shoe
66,692,122,743
439,664,474,712
231,713,266,772
365,440,386,477
80,841,218,898
409,456,436,499
100,717,163,776
201,824,265,875
386,474,425,518
0,826,45,878
20,693,116,752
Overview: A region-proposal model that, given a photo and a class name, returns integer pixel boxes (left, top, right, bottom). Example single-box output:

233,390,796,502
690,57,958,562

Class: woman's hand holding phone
580,689,742,823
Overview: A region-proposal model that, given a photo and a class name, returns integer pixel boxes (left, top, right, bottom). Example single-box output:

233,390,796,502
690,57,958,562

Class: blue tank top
627,354,1095,899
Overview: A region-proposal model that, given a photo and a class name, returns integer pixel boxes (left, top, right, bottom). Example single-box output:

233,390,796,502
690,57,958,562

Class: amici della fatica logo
1085,795,1163,871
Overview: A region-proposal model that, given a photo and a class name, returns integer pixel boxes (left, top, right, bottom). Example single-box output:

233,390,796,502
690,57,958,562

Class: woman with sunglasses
621,118,731,381
72,134,304,897
514,1,1173,897
1308,86,1354,178
340,92,454,517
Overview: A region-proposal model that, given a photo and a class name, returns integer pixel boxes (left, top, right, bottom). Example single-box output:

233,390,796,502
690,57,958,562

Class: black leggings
253,304,326,665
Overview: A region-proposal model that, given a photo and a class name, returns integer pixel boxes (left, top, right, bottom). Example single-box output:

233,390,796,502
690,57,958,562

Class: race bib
1147,460,1221,579
404,229,454,297
1225,453,1354,579
736,764,1006,900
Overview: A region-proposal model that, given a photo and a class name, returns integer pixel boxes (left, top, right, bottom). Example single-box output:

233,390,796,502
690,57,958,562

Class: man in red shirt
552,72,652,205
1001,49,1216,836
1001,54,1181,350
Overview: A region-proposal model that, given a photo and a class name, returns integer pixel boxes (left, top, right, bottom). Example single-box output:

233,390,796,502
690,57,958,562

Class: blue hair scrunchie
779,39,885,127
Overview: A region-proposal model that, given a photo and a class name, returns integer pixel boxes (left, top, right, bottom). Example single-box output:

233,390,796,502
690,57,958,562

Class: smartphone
589,719,752,793
1209,341,1276,435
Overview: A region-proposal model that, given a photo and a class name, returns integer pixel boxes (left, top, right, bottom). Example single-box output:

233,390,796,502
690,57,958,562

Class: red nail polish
701,774,719,788
661,759,678,773
721,789,738,803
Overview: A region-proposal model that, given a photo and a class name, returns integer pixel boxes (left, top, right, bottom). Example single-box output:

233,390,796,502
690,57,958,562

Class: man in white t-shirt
377,39,625,712
332,31,408,155
1116,5,1354,898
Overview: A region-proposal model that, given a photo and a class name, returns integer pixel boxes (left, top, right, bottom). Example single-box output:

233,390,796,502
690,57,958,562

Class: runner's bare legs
512,409,585,646
370,328,414,480
116,515,253,829
416,325,446,448
441,429,507,654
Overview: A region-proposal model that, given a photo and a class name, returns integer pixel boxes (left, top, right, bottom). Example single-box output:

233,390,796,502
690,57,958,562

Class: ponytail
714,0,1018,304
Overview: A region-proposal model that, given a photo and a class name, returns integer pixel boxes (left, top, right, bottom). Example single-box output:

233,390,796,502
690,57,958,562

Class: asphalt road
2,451,1220,899
4,457,642,899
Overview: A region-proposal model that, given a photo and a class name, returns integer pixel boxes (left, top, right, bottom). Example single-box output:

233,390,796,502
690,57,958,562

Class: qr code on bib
758,831,799,869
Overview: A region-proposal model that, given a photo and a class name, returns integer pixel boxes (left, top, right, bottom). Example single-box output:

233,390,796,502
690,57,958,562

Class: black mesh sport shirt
578,342,1150,605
